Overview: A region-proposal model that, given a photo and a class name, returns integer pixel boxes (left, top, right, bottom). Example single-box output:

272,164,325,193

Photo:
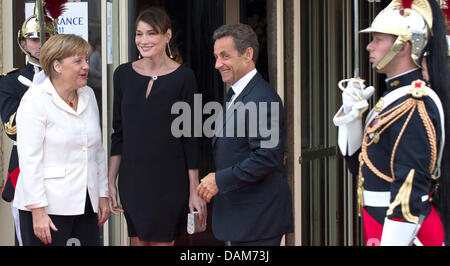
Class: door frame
103,0,291,246
0,0,15,246
292,0,302,246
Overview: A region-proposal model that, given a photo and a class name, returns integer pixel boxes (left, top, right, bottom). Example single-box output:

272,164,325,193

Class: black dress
111,62,198,242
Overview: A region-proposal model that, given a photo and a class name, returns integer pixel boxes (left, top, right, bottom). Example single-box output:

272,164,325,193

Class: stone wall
0,0,3,73
0,0,4,186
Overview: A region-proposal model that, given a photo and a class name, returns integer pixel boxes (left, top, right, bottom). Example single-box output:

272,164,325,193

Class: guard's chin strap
18,42,40,64
18,34,40,64
376,35,409,71
25,51,39,63
28,53,39,62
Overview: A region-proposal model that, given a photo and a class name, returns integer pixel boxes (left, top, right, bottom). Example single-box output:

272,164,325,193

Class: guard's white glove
337,78,374,117
333,78,374,156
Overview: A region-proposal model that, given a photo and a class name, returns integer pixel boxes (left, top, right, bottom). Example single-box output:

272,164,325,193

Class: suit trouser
19,194,100,246
229,235,283,246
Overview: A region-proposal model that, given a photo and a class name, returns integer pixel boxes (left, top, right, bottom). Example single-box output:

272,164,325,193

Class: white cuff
25,201,49,210
333,99,368,156
99,182,109,198
336,117,363,156
380,218,418,246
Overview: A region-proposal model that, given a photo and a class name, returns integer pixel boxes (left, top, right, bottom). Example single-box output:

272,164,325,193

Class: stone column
0,0,4,186
0,0,3,72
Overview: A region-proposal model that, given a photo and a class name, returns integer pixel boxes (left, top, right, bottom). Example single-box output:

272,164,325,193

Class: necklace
64,93,77,108
136,59,173,81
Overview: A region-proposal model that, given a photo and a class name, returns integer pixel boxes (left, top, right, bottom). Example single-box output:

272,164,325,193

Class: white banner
107,2,113,64
25,2,89,42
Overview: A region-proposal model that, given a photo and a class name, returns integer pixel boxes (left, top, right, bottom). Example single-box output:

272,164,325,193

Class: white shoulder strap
425,88,445,178
18,75,32,87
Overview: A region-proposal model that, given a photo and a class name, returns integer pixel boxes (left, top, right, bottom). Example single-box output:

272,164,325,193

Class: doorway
122,0,270,246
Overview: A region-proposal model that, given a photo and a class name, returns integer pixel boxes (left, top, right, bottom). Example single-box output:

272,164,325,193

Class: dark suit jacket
212,72,294,242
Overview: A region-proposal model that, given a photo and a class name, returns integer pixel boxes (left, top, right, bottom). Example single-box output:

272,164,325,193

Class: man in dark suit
197,24,293,246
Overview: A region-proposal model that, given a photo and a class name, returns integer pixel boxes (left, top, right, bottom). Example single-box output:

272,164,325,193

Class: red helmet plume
44,0,68,21
441,0,450,21
401,0,414,9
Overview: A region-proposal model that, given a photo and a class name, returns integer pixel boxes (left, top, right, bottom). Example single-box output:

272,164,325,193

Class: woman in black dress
108,7,207,246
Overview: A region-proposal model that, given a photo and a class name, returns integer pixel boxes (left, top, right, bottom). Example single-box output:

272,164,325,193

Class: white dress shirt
26,57,43,82
227,68,258,109
13,77,108,215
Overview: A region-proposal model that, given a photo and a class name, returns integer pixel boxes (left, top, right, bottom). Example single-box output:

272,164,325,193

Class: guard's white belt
363,191,429,207
363,191,391,207
13,141,17,146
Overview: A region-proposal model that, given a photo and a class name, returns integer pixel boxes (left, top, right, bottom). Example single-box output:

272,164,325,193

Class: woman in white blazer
13,34,110,246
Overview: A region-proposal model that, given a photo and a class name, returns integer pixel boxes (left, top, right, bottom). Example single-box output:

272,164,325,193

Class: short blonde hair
40,34,91,78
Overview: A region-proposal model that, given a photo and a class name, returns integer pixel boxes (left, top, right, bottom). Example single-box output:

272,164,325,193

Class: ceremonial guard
334,0,450,246
0,0,64,245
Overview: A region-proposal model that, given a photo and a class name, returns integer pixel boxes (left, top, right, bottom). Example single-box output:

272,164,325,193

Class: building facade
0,0,427,246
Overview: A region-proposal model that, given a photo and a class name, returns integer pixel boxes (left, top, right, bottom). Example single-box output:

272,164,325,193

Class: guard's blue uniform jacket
0,63,36,202
346,69,444,245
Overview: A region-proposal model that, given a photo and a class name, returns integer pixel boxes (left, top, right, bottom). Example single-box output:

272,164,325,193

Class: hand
339,78,374,114
196,173,219,204
31,207,58,245
108,183,124,215
97,197,111,226
189,191,207,228
334,78,373,156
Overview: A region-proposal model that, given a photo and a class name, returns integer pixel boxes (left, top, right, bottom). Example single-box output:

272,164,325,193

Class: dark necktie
225,88,235,103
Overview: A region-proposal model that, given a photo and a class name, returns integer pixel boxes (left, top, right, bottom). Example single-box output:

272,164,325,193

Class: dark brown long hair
135,7,182,64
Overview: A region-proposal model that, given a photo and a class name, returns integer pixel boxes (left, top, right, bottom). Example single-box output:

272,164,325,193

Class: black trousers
19,194,100,246
229,235,283,246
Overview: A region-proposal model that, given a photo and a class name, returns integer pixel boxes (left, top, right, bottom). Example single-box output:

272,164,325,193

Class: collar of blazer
232,71,261,103
213,72,262,147
42,77,90,116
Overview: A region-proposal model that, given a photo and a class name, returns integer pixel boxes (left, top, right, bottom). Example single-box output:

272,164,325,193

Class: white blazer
13,77,108,216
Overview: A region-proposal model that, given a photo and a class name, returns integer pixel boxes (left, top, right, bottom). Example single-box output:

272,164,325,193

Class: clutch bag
187,211,206,235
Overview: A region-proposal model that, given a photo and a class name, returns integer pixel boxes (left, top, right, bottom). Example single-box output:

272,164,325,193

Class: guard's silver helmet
17,0,59,61
360,0,433,70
